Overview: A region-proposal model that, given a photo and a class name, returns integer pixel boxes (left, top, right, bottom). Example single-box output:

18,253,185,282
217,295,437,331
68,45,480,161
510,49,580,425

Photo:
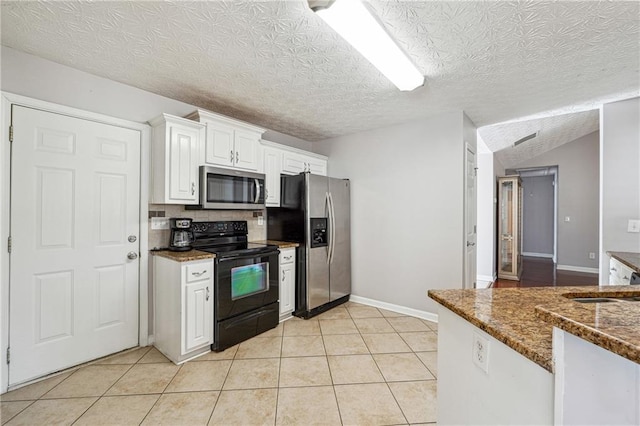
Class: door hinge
6,347,9,364
9,125,13,143
7,236,11,253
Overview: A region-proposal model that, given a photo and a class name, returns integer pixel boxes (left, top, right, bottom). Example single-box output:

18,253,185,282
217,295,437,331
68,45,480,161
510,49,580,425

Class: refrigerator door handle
325,191,333,264
328,191,336,265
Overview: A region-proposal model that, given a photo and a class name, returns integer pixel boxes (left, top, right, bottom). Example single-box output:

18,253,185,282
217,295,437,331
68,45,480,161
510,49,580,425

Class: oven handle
254,179,261,204
216,250,279,263
222,307,274,328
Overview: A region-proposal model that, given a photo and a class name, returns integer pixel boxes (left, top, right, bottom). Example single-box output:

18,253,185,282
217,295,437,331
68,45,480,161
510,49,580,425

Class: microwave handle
254,179,261,204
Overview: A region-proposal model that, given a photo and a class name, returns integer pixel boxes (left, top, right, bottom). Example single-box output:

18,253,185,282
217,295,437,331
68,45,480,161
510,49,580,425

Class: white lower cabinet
154,256,214,363
609,257,634,285
279,248,296,321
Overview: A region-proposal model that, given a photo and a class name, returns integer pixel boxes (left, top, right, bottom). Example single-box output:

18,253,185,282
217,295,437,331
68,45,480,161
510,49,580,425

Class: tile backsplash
148,204,266,250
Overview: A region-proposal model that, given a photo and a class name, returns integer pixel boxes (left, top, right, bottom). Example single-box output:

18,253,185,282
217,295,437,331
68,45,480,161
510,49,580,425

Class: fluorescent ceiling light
312,0,424,91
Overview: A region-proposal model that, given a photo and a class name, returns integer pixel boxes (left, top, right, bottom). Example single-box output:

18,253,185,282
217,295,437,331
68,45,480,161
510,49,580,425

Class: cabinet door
183,279,213,354
282,151,306,175
306,156,327,176
280,262,295,317
234,131,259,171
168,124,200,203
204,123,234,167
263,147,282,207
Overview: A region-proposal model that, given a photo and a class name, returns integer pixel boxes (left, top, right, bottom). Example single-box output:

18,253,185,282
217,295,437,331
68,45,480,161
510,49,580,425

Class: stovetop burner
191,220,277,258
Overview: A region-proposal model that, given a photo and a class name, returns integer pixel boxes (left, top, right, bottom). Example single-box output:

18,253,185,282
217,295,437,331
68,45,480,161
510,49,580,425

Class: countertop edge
151,250,215,262
535,305,640,365
428,290,553,372
607,251,640,273
252,240,300,249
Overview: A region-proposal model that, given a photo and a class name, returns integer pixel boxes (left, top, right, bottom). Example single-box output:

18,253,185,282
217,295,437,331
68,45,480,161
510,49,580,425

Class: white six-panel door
9,105,141,385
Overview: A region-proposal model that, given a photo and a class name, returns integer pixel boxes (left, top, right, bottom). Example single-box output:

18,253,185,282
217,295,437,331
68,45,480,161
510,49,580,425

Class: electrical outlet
151,217,169,230
472,332,490,374
258,216,264,226
564,216,570,222
589,252,596,259
628,219,640,233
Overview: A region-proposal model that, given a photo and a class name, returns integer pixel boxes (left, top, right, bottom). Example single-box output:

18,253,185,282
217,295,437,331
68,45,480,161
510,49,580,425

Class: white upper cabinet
282,150,327,176
150,114,205,204
186,109,264,171
263,146,282,207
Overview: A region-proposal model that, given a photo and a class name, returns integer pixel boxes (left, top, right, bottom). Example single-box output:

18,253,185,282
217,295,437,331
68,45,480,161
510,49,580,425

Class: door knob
127,251,138,260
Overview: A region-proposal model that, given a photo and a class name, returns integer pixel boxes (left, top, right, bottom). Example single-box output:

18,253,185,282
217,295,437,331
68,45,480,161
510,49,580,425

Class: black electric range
191,221,280,351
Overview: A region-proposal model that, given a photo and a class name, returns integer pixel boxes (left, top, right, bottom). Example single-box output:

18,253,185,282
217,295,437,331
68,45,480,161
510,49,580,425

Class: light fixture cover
314,0,424,91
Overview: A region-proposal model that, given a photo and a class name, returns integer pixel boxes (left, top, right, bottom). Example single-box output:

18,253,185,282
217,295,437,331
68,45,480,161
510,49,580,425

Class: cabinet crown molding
185,109,265,135
148,113,205,129
260,139,328,161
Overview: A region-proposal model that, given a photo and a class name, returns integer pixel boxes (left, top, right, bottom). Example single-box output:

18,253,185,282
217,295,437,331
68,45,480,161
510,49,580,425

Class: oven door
215,250,279,321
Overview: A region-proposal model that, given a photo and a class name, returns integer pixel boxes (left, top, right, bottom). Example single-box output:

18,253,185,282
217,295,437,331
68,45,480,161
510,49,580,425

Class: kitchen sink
569,296,640,303
571,298,619,303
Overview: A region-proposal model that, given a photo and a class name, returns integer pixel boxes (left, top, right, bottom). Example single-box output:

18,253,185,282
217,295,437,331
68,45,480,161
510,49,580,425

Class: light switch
628,219,640,233
151,217,169,230
258,216,264,226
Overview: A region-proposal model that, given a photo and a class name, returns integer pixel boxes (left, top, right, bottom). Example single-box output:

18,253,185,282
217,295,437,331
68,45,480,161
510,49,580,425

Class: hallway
493,256,599,288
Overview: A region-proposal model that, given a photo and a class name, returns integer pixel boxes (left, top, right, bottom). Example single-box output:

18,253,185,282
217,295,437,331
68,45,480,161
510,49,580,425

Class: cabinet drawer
280,248,295,265
185,263,211,283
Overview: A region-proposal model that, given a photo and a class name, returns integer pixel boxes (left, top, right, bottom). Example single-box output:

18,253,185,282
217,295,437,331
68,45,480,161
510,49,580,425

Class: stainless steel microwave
196,166,265,210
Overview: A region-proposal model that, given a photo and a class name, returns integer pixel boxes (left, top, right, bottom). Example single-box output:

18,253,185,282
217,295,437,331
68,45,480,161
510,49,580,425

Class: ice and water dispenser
310,218,328,248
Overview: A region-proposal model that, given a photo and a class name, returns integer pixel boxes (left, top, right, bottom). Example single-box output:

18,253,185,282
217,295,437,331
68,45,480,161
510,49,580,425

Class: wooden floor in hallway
492,256,599,288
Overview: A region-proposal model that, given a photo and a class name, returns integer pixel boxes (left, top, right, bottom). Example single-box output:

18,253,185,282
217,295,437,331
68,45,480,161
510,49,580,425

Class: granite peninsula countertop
152,249,215,262
607,251,640,273
428,286,640,372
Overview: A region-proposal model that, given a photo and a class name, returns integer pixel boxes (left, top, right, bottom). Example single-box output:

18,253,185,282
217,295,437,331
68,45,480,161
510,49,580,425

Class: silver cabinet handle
265,188,269,198
283,255,292,261
611,267,617,272
191,270,207,277
230,150,235,163
467,241,475,247
206,286,210,301
191,182,195,195
282,270,285,281
127,251,138,260
624,276,629,280
236,151,239,164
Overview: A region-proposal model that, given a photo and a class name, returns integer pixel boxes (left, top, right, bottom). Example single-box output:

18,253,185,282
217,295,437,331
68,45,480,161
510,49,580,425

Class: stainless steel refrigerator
267,172,351,318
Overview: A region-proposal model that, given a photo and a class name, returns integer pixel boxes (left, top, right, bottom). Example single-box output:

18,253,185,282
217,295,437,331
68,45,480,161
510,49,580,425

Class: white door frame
464,142,477,289
0,92,150,393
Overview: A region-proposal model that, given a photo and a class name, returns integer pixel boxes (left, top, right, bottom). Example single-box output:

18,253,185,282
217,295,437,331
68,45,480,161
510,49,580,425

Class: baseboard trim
349,295,438,323
476,275,493,289
523,252,554,259
557,265,599,274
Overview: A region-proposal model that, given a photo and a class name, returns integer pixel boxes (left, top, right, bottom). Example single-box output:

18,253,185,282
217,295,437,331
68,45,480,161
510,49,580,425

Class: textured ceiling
479,109,600,168
1,1,639,164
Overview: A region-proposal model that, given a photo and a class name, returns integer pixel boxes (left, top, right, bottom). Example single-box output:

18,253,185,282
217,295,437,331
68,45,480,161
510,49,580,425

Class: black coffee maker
169,218,194,251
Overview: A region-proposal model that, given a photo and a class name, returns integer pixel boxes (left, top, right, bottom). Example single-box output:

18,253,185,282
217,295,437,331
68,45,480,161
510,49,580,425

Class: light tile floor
0,302,438,425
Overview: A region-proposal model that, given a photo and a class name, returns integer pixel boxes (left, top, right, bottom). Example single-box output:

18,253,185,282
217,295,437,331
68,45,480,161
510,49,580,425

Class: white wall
0,47,312,150
513,131,600,270
314,111,469,314
600,97,640,283
476,149,505,288
522,175,555,257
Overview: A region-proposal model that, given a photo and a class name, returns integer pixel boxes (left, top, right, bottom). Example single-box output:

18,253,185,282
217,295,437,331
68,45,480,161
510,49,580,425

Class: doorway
508,166,558,263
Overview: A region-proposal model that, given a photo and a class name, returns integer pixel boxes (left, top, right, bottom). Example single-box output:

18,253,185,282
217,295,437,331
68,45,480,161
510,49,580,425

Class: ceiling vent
513,131,539,147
